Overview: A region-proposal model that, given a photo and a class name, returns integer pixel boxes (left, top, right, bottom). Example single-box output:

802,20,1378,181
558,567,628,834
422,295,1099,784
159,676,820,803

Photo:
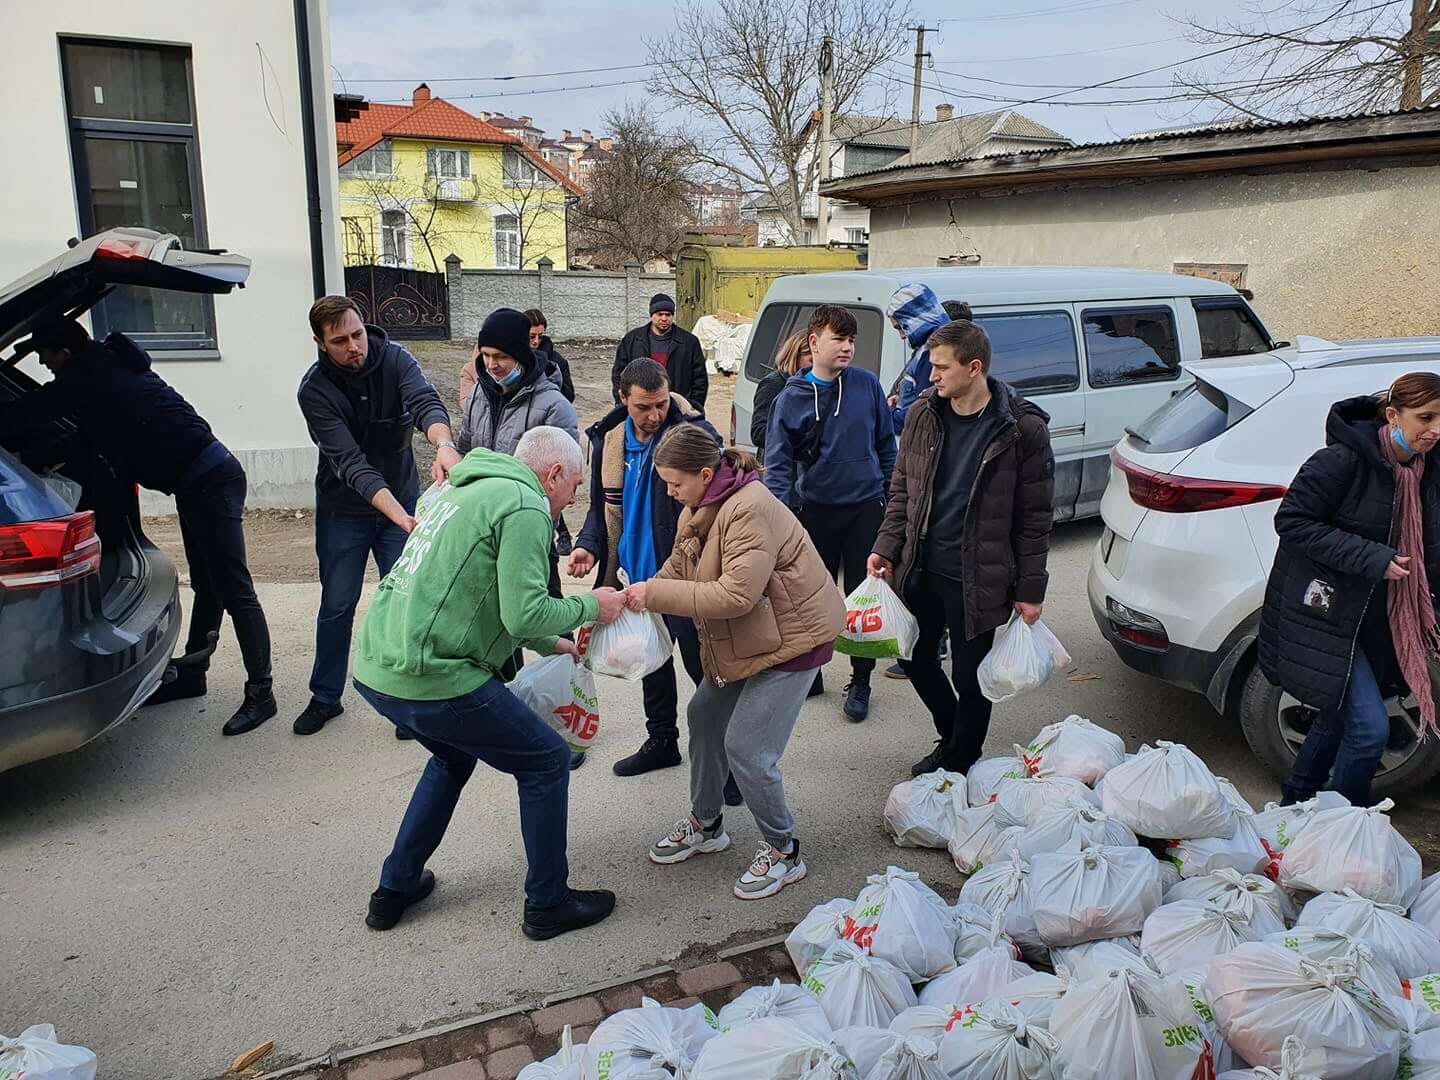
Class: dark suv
0,228,251,773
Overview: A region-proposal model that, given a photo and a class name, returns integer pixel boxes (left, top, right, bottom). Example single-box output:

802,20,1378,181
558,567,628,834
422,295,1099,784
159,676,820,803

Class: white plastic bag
959,855,1047,964
1252,793,1351,877
787,898,853,977
520,1025,585,1080
584,998,718,1080
1050,967,1212,1080
884,770,965,849
1216,1035,1324,1080
949,802,1019,876
415,478,449,519
1008,805,1137,862
967,756,1030,807
1028,845,1163,948
835,575,919,661
0,1025,96,1080
1204,942,1405,1080
833,1025,947,1080
1412,872,1440,939
691,1018,849,1080
935,999,1059,1080
1294,887,1440,979
1100,741,1236,840
1215,777,1258,815
1162,808,1270,880
1022,715,1126,785
917,944,1034,1009
1165,867,1298,928
584,608,672,681
508,653,602,752
1141,900,1265,978
716,980,832,1042
994,971,1067,1030
803,941,917,1030
1278,798,1423,908
950,901,1018,964
845,867,958,982
977,616,1071,704
991,772,1099,831
1050,937,1152,983
1265,927,1403,999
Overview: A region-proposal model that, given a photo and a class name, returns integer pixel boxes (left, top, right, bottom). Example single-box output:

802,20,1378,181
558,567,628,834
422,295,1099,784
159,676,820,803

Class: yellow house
336,84,577,272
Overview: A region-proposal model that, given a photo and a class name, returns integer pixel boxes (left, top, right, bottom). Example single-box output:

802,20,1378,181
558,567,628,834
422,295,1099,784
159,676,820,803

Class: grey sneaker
734,841,807,900
649,814,731,865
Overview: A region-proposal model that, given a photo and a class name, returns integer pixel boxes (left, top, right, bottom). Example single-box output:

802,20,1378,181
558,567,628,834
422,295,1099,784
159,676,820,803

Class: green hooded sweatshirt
353,450,599,701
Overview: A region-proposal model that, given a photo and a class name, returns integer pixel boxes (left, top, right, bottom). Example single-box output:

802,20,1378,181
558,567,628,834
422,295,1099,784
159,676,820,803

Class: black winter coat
612,324,708,413
535,335,575,403
750,370,787,453
1258,395,1439,711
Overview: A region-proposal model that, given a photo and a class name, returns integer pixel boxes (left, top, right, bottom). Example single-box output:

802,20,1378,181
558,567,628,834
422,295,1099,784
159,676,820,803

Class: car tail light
729,402,737,447
96,235,156,261
1106,597,1170,652
1111,447,1286,513
0,512,102,589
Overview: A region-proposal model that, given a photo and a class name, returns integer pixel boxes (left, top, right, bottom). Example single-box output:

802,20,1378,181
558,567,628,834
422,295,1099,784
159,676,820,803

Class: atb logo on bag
840,913,877,951
845,604,883,636
556,675,600,745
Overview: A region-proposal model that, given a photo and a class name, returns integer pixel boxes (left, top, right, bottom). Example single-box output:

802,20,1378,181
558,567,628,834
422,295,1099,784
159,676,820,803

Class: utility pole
817,35,835,246
909,25,932,156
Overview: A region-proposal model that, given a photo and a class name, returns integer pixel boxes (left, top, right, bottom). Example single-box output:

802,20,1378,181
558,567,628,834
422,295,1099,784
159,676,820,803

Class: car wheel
1238,661,1440,797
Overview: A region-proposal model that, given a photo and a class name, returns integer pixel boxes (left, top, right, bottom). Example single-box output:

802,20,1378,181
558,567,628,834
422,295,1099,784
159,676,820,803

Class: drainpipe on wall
294,0,327,298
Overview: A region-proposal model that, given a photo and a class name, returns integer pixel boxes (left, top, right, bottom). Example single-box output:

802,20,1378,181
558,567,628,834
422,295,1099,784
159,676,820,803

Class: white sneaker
649,814,731,865
734,841,807,900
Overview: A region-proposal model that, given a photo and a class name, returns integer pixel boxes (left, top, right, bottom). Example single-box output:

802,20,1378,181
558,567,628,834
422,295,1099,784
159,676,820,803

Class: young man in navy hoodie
764,305,896,722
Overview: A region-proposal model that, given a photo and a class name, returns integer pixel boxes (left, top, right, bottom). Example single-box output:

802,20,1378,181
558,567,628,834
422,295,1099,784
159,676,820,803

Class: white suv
1088,336,1440,795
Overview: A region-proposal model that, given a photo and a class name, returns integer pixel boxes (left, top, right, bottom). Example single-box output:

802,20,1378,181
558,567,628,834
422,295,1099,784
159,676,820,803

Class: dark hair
1385,371,1440,415
524,308,547,328
808,304,858,341
620,358,670,396
654,423,760,475
309,295,363,338
773,332,812,377
928,320,992,373
28,317,90,353
941,300,973,321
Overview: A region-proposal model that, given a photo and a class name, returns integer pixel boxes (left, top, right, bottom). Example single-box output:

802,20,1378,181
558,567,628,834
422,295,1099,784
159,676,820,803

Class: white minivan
730,266,1275,521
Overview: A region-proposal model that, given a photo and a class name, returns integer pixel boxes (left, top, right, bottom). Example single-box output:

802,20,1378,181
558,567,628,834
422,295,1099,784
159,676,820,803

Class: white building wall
6,0,342,508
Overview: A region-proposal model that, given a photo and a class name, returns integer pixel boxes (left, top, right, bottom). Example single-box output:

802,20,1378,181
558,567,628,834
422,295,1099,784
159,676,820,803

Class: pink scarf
1381,425,1440,736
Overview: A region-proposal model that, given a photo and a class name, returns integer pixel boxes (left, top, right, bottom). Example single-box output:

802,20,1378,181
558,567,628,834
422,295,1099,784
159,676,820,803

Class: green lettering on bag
802,973,826,995
1184,983,1214,1024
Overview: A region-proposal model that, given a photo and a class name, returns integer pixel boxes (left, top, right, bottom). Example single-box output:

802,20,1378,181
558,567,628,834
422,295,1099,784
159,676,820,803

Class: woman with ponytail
623,424,846,900
1258,371,1440,805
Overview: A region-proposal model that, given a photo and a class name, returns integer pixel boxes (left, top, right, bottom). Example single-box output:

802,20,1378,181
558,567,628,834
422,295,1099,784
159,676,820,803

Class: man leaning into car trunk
4,317,277,736
295,296,461,738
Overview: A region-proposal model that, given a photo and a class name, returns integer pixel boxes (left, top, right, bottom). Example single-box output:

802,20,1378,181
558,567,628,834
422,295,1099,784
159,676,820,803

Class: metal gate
343,265,449,340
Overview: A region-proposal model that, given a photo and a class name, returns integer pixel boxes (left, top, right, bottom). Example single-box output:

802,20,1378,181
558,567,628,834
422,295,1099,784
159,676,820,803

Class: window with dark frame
60,38,215,351
1082,306,1182,389
1193,299,1272,358
972,310,1080,396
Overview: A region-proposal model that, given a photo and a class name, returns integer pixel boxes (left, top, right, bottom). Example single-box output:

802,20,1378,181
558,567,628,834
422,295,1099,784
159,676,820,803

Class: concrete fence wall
446,256,676,342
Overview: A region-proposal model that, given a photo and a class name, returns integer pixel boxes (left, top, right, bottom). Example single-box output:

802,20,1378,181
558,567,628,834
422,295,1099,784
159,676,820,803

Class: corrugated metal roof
896,110,1071,166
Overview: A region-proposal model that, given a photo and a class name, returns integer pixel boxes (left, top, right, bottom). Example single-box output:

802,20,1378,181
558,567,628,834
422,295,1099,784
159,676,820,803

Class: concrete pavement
3,521,1437,1079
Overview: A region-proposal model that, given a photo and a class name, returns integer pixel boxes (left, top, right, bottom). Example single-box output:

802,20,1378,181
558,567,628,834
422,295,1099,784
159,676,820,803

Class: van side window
1193,299,1271,358
1082,307,1181,389
971,310,1080,395
744,303,886,379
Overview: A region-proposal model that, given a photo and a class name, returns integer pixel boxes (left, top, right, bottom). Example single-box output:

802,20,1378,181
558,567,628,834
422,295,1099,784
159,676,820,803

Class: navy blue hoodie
763,366,896,508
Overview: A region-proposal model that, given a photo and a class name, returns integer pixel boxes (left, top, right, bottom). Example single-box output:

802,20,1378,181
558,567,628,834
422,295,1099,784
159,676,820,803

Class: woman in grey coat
456,308,578,455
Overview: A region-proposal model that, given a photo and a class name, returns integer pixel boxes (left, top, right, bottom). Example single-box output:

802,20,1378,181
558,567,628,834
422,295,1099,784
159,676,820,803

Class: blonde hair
773,332,812,377
654,424,761,475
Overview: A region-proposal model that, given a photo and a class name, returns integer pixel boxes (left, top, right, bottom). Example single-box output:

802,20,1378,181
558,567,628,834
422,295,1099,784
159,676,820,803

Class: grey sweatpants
688,666,815,849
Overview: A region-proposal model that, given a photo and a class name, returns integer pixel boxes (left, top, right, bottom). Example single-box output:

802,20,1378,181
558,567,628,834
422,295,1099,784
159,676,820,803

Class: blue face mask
1392,425,1417,455
497,364,524,388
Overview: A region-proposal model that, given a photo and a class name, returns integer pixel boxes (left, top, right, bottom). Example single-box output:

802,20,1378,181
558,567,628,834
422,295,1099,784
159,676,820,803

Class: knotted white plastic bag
1294,888,1440,979
967,756,1030,807
1252,793,1351,877
835,575,919,661
691,1018,850,1080
1050,937,1152,983
977,615,1071,703
917,944,1034,1009
1006,805,1137,862
990,770,1100,831
1028,844,1163,947
584,607,673,681
1216,1035,1325,1080
1164,868,1290,935
1264,927,1402,1000
1100,741,1236,840
584,997,718,1080
520,1025,586,1080
802,941,917,1030
508,653,603,752
1412,873,1440,939
716,980,832,1041
1163,808,1270,880
1278,798,1423,907
1050,967,1212,1080
832,1025,947,1080
960,854,1047,963
936,999,1060,1080
1022,715,1126,785
0,1025,96,1080
994,971,1067,1030
884,770,966,849
1141,899,1265,978
950,901,1018,964
845,867,958,982
787,898,853,977
948,801,1021,875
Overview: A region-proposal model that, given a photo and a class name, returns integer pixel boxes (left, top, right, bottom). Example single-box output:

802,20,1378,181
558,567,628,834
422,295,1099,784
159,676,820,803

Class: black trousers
800,499,885,678
901,571,996,772
175,454,272,690
641,616,704,741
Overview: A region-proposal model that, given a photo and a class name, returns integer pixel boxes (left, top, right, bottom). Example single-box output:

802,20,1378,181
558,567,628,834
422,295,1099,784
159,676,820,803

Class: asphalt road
4,521,1438,1079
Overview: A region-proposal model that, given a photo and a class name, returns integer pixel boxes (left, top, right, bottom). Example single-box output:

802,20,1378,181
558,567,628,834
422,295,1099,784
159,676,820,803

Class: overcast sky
328,0,1278,147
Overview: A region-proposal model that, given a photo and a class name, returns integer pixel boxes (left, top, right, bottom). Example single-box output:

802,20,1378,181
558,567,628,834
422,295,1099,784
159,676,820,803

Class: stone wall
446,257,676,341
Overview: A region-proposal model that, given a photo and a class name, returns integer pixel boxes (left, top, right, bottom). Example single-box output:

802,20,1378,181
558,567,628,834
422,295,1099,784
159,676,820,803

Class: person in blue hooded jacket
764,304,895,723
886,284,952,433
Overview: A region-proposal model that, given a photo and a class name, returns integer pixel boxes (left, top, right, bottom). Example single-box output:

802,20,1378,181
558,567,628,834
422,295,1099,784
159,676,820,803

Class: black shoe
394,726,415,741
555,519,573,558
222,685,277,736
523,888,617,941
613,737,681,777
144,665,207,707
366,869,437,931
723,772,744,807
843,678,872,723
883,662,910,681
293,699,343,736
808,672,825,698
570,751,587,771
911,740,947,777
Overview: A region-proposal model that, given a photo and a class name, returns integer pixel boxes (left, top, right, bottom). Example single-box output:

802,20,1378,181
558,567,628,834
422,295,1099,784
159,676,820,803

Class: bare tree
474,148,571,270
570,104,700,270
646,0,909,243
1178,0,1440,121
349,174,453,273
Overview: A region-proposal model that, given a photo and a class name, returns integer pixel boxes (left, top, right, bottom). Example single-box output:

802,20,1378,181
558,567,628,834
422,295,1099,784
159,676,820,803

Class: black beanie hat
649,293,675,316
476,308,534,370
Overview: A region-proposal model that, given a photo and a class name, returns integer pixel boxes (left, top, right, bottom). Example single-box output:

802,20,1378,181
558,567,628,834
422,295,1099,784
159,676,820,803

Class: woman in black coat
1258,372,1440,805
750,331,811,454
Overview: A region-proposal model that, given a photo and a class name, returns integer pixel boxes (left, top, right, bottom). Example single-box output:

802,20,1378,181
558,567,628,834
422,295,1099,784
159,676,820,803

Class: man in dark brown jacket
868,320,1055,777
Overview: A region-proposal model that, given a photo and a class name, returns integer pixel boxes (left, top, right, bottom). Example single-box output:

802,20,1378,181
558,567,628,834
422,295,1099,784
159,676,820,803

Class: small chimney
581,129,593,142
413,83,432,107
935,102,954,122
598,137,614,151
562,129,572,140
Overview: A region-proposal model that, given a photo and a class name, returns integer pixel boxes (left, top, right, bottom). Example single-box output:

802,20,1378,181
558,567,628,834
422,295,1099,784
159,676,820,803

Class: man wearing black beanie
612,292,708,414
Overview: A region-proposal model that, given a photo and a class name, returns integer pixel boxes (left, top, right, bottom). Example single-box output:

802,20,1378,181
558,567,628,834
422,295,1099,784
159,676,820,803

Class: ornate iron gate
343,264,449,340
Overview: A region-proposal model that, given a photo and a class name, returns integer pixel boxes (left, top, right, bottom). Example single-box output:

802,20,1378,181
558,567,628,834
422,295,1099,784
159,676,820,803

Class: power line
339,63,655,84
927,37,1174,65
938,0,1138,23
360,77,652,104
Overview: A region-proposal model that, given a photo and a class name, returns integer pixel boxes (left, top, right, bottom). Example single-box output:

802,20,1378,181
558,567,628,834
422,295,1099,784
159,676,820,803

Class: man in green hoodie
353,426,627,939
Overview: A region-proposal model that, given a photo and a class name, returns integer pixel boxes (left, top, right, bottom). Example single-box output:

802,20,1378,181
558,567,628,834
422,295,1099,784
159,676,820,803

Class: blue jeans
309,509,410,706
355,678,572,909
1283,649,1390,806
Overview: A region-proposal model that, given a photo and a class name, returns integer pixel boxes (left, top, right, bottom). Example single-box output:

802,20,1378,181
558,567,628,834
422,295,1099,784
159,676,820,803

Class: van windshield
744,303,886,382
